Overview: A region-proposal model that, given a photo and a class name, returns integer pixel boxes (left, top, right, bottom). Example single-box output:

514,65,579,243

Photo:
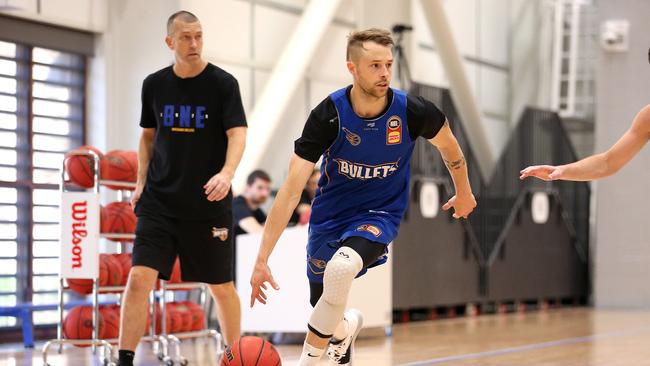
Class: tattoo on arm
444,157,466,170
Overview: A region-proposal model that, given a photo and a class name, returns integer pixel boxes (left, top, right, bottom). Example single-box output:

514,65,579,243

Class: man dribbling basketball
249,28,476,366
117,11,247,366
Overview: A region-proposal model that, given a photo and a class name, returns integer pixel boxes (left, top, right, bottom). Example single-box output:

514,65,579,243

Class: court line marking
397,326,650,366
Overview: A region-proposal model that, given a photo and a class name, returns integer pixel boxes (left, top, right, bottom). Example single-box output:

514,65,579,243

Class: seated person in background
233,170,271,235
289,169,321,225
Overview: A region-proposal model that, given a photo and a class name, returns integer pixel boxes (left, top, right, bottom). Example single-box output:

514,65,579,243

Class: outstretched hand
519,165,565,181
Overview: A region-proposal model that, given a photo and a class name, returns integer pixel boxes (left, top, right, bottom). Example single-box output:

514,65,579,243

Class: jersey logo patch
357,224,382,237
211,227,229,241
342,127,361,146
334,158,399,180
386,115,402,145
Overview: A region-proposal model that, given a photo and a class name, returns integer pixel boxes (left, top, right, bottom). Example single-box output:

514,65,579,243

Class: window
0,40,85,327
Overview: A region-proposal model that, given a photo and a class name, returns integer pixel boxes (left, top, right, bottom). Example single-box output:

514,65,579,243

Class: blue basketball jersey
309,87,415,233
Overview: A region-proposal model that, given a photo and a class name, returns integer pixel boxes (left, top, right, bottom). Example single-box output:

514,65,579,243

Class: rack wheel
157,351,165,361
163,356,174,366
179,357,188,366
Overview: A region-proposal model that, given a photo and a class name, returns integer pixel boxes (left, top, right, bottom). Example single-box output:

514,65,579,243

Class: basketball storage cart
42,150,223,366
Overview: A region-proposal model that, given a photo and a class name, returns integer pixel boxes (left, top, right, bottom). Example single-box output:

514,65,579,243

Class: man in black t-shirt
118,11,247,366
233,170,271,235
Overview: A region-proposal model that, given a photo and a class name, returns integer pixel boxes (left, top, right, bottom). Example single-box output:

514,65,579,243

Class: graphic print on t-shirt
161,104,208,133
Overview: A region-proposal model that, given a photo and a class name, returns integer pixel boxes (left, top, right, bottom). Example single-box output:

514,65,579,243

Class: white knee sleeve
308,247,363,337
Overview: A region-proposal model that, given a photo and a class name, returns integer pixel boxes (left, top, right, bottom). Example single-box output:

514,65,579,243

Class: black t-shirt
294,86,447,163
232,196,267,236
136,63,247,219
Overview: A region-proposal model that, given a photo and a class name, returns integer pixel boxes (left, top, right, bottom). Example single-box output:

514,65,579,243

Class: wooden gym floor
2,307,650,365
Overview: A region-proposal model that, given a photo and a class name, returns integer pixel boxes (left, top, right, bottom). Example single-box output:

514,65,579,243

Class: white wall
0,0,107,32
509,0,554,124
593,0,650,308
410,0,511,161
98,0,180,151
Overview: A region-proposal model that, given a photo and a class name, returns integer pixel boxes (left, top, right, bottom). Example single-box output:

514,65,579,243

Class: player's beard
358,77,389,99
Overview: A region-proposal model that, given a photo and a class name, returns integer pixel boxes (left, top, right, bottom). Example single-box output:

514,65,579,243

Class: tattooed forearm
444,157,466,170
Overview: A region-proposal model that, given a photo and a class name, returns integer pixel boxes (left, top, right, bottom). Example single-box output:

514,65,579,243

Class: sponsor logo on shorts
342,127,361,146
211,227,229,241
386,115,402,145
357,224,382,237
309,257,327,270
334,158,399,180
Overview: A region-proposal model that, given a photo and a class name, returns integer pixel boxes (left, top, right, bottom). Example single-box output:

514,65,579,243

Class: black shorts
132,212,234,284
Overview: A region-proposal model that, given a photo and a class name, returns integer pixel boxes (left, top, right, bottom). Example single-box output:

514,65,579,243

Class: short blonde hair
346,28,394,61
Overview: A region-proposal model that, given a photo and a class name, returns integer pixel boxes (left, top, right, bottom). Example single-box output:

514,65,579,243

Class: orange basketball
65,145,103,188
99,306,120,340
101,202,136,242
100,150,137,190
221,336,282,366
113,253,132,286
100,253,123,287
155,304,183,334
67,254,111,295
169,302,193,332
181,301,205,331
63,305,105,345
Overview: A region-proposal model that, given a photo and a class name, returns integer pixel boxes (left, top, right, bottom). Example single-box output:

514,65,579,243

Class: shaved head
167,10,199,35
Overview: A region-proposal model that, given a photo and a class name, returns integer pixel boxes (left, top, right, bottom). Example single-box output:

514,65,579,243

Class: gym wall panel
253,70,308,183
410,0,479,58
101,0,179,151
253,6,300,66
267,0,307,7
309,79,342,112
0,0,106,32
478,0,509,66
481,115,509,159
410,45,448,88
594,0,650,308
333,0,357,25
411,0,434,57
38,0,106,32
440,0,478,58
392,184,481,309
508,0,553,125
487,202,588,301
185,0,252,64
479,67,509,120
308,24,354,85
